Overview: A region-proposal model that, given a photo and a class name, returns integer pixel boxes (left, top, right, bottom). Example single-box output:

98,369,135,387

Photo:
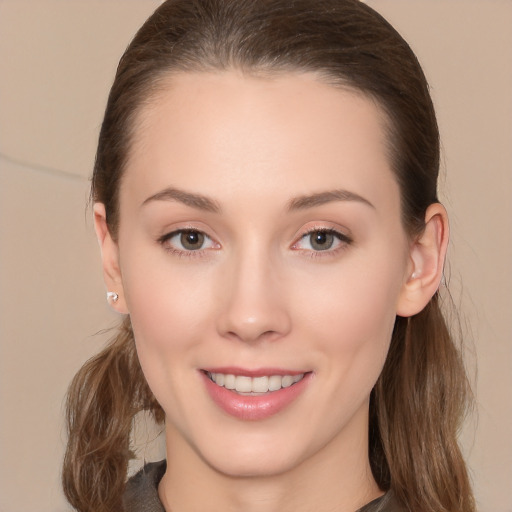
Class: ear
396,203,449,317
93,203,129,314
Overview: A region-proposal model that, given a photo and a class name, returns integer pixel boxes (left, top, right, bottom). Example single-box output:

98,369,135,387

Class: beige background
0,1,510,510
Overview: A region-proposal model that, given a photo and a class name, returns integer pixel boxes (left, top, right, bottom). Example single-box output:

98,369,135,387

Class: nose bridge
216,242,291,343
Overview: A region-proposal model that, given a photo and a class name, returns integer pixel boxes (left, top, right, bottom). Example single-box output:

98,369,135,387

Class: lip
201,368,312,421
203,366,306,377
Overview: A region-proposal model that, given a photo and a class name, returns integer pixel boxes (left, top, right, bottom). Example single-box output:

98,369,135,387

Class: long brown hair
63,1,475,511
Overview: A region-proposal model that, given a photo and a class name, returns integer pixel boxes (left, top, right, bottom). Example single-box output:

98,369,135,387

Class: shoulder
357,491,406,512
123,460,167,512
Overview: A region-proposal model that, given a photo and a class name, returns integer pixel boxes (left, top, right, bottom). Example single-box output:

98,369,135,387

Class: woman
62,1,475,511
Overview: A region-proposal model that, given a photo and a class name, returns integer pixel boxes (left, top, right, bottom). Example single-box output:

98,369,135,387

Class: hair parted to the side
63,1,475,511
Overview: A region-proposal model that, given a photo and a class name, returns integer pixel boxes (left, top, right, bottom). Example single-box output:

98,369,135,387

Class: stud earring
107,291,119,303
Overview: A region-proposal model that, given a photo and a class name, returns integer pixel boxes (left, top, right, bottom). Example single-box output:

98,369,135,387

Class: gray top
123,460,403,512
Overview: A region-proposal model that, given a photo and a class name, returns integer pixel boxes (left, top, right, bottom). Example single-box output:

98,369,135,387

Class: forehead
121,70,398,216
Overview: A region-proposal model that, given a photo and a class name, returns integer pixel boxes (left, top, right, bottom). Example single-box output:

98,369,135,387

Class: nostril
215,283,292,342
224,328,285,344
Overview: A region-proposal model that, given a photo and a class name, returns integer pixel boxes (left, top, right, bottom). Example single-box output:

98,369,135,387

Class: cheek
123,260,219,418
301,258,402,339
296,253,404,386
120,252,217,375
123,248,212,329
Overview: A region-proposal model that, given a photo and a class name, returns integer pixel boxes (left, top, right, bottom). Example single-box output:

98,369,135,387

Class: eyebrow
142,187,221,213
142,186,374,214
287,189,375,211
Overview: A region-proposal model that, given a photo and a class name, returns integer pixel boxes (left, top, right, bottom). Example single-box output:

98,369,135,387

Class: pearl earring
106,291,119,303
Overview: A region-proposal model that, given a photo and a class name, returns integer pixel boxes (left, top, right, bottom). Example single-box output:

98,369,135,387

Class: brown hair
63,1,475,511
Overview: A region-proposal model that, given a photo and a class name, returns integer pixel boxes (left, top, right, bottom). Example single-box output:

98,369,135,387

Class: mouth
205,371,306,395
201,369,312,420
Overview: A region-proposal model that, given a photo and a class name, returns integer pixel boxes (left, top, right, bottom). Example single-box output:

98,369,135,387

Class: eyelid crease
291,226,353,255
157,227,206,243
158,227,220,258
295,222,353,242
300,226,352,242
157,224,352,260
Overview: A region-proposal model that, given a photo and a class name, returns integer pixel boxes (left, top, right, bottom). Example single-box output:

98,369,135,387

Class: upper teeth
208,373,304,393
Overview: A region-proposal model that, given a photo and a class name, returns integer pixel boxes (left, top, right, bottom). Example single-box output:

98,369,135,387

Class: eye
160,229,218,253
293,228,351,252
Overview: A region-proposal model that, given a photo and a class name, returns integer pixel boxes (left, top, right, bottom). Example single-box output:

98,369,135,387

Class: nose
215,247,292,344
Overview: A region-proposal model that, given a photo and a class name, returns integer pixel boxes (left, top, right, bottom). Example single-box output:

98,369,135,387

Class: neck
158,414,382,512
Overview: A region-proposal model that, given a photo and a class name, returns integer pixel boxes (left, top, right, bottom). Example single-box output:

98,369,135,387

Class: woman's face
110,71,415,477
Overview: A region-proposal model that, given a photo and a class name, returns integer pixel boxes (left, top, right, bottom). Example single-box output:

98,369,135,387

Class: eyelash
158,229,218,259
158,227,352,259
292,227,353,258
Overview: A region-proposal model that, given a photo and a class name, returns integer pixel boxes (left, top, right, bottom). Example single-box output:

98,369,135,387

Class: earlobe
93,203,129,314
396,203,449,317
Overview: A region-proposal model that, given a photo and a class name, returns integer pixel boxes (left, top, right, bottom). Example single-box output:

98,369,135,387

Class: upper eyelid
289,229,352,256
296,226,352,242
159,226,212,241
302,226,348,236
158,228,219,258
157,225,352,249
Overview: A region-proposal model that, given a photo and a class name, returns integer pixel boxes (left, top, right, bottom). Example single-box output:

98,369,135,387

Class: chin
194,431,313,479
206,452,300,479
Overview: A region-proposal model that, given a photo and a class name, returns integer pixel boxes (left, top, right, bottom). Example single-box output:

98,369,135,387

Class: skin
95,71,448,512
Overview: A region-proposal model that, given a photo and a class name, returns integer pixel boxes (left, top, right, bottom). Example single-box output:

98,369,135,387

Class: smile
206,372,305,395
202,369,312,420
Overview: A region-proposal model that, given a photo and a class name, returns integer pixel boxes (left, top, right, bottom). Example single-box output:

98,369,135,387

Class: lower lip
201,372,311,421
